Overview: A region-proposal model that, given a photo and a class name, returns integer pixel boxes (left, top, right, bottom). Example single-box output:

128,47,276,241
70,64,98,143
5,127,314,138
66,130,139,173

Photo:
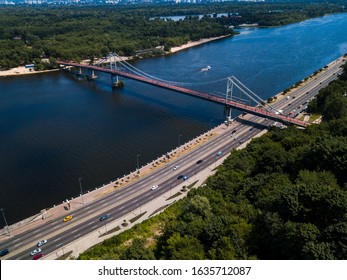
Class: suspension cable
95,53,229,87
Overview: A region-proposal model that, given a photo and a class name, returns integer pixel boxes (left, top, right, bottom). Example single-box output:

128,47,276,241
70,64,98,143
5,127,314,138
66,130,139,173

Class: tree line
0,2,344,69
79,58,347,260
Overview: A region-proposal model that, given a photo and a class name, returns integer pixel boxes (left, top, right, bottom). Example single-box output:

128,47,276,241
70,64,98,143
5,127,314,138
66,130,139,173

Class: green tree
161,233,205,260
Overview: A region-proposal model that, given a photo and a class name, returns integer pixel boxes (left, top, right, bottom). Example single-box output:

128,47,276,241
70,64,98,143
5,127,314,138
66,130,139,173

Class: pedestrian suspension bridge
58,53,307,127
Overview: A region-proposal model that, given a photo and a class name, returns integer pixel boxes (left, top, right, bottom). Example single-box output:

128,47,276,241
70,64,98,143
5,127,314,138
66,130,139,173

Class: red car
33,253,44,260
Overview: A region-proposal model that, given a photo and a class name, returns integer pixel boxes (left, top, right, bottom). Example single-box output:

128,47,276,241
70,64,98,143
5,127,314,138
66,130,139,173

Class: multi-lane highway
1,55,345,260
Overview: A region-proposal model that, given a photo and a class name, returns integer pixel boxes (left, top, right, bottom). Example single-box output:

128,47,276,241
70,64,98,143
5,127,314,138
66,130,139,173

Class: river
0,13,346,224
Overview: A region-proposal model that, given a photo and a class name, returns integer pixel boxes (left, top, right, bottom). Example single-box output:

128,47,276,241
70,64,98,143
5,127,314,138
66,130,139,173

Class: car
37,239,47,247
183,176,189,181
100,214,109,221
231,129,237,136
63,215,73,222
217,151,223,156
177,175,184,180
151,185,159,190
239,140,244,144
30,248,42,256
249,127,254,131
173,165,179,170
0,248,9,257
33,252,44,260
196,160,203,164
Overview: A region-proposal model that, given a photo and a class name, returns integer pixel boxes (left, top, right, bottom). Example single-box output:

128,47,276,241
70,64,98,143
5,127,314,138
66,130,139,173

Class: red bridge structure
58,54,307,127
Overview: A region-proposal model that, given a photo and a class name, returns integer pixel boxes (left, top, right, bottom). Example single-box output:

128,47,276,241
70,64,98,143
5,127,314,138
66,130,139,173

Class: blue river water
0,13,347,224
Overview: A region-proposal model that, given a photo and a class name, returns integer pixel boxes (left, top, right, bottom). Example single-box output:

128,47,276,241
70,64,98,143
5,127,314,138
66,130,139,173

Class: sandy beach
0,35,230,77
0,66,58,78
169,35,230,53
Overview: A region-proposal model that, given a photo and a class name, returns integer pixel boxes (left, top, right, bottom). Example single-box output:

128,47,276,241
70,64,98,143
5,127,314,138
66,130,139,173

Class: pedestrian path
0,121,233,243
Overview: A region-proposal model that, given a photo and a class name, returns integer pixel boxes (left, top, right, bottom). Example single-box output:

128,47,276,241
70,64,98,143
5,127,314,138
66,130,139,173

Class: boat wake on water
200,65,211,72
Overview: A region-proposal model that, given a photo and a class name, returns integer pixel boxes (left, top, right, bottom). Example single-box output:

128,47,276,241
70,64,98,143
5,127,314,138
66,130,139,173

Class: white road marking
14,243,23,248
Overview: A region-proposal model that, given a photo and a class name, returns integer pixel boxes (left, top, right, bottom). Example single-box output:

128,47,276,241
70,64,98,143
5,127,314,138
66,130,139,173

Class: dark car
0,248,9,257
100,214,109,221
177,175,184,180
196,160,203,164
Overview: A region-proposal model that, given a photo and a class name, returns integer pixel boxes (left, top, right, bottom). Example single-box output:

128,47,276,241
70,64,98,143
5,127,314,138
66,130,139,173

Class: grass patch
99,225,121,237
55,251,73,260
187,180,198,189
309,114,321,122
129,212,147,223
166,192,182,201
149,203,173,217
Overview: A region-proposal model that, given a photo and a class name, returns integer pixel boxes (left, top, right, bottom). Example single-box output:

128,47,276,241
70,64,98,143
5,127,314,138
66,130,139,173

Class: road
1,55,345,260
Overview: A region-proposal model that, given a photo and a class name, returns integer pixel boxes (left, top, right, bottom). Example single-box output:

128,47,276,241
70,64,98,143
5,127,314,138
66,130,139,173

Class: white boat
200,65,211,72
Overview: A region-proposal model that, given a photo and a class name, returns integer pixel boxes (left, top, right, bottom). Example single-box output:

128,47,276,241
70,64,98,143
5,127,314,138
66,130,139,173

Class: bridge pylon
87,69,97,80
224,106,232,125
224,77,234,125
111,74,124,88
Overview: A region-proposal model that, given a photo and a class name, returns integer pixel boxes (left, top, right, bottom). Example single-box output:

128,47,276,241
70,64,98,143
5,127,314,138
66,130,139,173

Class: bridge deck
58,61,307,127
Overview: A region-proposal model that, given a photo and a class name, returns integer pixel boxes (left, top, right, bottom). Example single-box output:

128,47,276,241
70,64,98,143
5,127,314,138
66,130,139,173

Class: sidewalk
0,120,234,243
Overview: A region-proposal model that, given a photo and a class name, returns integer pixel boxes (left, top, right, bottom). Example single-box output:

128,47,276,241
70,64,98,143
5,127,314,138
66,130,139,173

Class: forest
0,2,344,69
79,60,347,260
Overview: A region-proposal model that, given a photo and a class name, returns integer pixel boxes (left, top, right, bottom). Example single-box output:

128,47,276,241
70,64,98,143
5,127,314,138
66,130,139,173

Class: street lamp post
79,178,84,205
104,220,108,234
0,208,10,236
136,154,141,174
178,134,182,155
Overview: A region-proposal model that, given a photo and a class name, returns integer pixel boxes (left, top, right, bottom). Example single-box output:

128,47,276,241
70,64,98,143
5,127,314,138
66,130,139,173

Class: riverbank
169,34,231,54
0,35,231,76
0,67,59,78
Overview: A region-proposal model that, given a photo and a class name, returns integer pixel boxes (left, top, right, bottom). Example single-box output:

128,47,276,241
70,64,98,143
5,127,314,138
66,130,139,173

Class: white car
30,248,42,256
173,165,179,170
37,239,48,247
151,185,159,190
